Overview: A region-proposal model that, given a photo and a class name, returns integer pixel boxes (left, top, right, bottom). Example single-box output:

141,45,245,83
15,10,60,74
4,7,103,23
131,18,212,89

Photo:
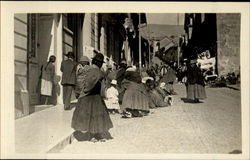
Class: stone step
15,104,74,153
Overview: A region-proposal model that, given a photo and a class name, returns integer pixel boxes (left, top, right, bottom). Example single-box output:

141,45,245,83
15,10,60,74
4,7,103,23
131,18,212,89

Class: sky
146,13,185,25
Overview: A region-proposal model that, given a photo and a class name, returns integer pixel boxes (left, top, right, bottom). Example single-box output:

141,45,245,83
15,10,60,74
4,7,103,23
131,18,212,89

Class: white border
1,1,249,159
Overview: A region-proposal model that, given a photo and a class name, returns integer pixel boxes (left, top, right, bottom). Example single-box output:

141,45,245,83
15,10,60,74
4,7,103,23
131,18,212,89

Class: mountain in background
141,24,185,41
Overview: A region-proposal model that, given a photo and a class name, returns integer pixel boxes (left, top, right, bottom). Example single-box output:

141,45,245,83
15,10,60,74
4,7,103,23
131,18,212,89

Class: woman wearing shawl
186,59,207,103
121,66,150,118
75,56,90,99
146,79,169,108
71,53,113,142
40,55,56,105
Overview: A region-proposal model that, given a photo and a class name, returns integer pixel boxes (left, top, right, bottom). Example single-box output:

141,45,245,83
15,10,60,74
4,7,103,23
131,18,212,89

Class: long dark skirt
121,86,150,111
187,83,207,100
71,94,113,134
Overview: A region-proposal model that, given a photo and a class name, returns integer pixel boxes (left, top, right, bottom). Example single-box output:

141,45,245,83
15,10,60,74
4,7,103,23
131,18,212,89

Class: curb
226,85,240,91
47,132,75,153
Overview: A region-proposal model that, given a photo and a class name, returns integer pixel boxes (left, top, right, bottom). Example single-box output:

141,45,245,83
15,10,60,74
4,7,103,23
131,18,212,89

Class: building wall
216,14,240,76
82,13,98,59
14,14,29,119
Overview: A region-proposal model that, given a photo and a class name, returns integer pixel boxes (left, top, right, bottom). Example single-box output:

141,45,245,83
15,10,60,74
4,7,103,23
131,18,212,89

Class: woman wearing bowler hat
186,58,207,103
71,52,113,142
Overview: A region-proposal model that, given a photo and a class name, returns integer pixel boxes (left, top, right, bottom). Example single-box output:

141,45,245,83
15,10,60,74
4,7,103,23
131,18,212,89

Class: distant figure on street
60,52,77,110
116,59,127,104
160,64,167,78
160,65,177,95
40,55,56,105
75,56,90,99
186,59,207,103
71,52,113,142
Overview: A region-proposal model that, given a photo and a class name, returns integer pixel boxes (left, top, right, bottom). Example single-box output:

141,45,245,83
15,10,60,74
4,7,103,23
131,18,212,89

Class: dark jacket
187,65,205,86
116,67,127,88
60,59,77,85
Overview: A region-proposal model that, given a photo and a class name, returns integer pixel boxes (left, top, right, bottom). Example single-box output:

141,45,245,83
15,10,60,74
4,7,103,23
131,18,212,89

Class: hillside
140,24,185,41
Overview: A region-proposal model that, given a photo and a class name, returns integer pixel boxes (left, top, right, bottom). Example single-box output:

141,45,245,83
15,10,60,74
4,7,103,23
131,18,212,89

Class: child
104,80,120,114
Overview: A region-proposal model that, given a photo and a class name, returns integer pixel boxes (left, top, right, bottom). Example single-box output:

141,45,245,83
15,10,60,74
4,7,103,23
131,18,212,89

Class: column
55,14,63,105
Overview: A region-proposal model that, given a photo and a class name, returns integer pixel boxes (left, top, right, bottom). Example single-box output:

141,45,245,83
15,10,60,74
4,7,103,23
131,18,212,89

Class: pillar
55,14,63,105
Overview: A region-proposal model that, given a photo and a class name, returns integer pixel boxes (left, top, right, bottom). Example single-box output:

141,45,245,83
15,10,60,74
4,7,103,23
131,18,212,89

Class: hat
107,64,112,69
120,60,127,64
142,77,154,83
93,49,99,54
126,66,136,72
64,52,75,58
160,82,166,88
93,53,105,63
111,80,117,85
79,56,90,62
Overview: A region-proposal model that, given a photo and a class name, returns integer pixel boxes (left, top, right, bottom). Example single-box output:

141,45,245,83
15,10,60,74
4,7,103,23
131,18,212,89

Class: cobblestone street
59,84,241,154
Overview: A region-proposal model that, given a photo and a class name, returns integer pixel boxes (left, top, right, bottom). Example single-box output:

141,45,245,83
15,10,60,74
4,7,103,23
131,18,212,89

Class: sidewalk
15,104,74,153
227,83,240,90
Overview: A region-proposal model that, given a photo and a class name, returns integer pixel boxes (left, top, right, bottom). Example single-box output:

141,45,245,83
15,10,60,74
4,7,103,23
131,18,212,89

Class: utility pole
139,13,142,74
148,39,150,68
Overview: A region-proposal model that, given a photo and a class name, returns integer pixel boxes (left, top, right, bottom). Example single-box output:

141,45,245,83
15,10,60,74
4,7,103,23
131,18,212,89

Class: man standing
60,51,77,110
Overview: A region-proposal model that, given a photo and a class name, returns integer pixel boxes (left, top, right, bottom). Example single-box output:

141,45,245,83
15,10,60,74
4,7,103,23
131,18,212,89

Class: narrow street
59,84,241,154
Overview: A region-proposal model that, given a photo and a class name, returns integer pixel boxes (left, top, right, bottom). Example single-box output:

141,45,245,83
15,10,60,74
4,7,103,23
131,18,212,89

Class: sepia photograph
1,1,249,159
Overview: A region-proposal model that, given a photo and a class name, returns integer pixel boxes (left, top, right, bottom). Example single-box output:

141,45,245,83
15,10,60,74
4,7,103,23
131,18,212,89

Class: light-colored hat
107,64,112,69
120,60,127,64
79,56,90,62
126,66,136,72
160,82,166,88
142,77,154,83
111,80,117,85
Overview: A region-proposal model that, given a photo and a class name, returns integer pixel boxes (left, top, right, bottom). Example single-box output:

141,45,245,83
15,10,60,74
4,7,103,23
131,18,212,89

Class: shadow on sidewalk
73,131,91,141
73,131,113,141
229,149,242,154
181,98,204,104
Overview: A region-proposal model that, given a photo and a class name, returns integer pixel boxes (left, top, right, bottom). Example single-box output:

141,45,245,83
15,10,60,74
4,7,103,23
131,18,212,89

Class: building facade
14,13,147,119
184,13,240,76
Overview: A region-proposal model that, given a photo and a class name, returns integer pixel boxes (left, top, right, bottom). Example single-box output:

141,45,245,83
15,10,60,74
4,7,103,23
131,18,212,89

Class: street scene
60,84,241,154
13,12,242,154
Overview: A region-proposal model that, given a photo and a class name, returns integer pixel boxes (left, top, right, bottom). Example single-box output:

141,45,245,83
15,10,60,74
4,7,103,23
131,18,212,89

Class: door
63,26,74,59
27,14,40,105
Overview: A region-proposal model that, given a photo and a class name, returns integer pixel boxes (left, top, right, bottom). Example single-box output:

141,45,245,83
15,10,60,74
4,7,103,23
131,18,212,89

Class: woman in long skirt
186,59,207,103
40,56,56,105
121,66,150,118
71,53,113,142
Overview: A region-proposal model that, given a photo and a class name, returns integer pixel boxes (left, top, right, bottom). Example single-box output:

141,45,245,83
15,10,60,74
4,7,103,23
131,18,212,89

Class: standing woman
186,59,207,103
75,56,90,99
71,53,113,142
40,55,56,105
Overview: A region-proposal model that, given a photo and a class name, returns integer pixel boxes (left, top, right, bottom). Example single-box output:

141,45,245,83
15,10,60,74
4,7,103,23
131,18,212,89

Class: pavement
15,84,242,154
15,104,74,153
58,84,242,154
